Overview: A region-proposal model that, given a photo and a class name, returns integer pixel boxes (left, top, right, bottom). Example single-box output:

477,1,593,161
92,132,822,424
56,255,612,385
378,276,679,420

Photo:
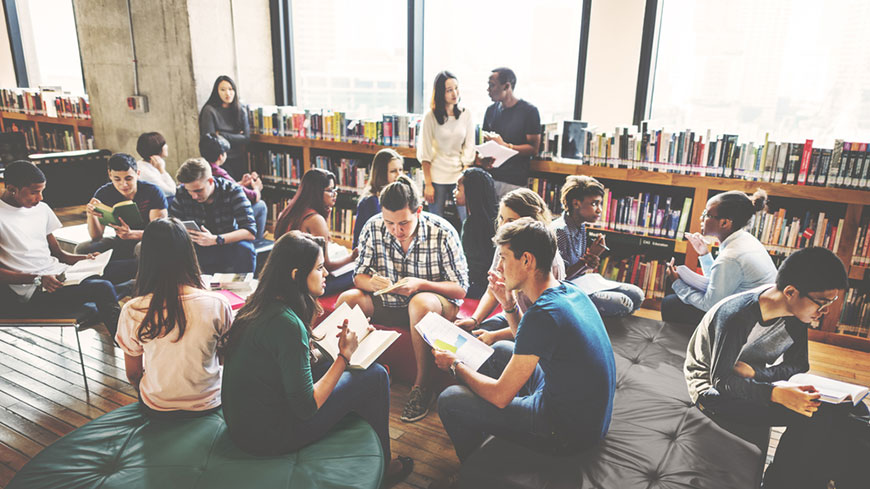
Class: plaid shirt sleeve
439,223,469,291
225,183,256,237
354,218,380,277
168,187,195,220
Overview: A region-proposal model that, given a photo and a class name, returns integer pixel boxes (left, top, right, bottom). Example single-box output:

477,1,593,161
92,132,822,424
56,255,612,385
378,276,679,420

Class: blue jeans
437,341,560,461
479,313,509,335
324,271,354,296
252,200,267,241
588,283,644,317
195,240,256,274
427,182,466,222
291,361,392,463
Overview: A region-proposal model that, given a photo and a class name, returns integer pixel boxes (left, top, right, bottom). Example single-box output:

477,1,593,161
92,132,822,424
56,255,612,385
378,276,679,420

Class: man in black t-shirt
478,68,541,198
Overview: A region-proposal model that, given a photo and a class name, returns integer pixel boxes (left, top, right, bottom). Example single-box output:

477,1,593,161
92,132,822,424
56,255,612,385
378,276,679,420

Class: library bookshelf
0,110,94,152
534,158,870,352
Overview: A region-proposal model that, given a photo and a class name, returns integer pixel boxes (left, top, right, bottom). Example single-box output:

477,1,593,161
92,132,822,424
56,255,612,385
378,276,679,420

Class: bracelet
337,353,351,366
470,317,480,328
503,303,518,315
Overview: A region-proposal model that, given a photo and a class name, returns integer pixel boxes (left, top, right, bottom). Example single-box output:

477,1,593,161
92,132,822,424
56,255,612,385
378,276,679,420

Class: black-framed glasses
700,209,719,220
324,187,338,195
802,293,838,313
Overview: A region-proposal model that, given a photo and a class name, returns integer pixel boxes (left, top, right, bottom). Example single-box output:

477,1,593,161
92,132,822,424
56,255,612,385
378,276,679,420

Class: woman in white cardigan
417,71,476,221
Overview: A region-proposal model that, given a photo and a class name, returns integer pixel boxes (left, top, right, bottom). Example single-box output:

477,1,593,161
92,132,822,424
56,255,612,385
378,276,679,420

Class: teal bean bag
9,403,384,489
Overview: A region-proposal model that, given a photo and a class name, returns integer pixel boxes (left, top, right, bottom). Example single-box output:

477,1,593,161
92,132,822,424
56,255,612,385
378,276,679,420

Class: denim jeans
195,240,256,274
427,182,466,222
251,200,267,241
478,313,509,336
589,283,645,317
437,341,561,461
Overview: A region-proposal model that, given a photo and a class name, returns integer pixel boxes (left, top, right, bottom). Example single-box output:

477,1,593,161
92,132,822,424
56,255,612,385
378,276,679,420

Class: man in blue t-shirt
433,217,616,474
78,153,167,262
477,68,541,198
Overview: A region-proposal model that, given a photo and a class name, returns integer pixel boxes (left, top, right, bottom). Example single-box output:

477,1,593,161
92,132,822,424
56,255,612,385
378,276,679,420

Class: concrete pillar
73,0,273,176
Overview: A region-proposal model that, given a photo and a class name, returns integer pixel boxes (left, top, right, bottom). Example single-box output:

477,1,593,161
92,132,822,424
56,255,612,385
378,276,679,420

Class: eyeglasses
324,187,338,195
802,293,838,313
700,209,719,220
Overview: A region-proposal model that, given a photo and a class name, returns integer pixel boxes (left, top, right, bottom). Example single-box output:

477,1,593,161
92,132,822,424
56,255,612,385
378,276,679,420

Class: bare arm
124,353,144,390
304,214,356,271
436,350,540,409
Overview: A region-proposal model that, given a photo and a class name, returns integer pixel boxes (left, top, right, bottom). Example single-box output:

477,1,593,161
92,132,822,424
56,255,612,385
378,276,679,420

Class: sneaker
401,385,432,423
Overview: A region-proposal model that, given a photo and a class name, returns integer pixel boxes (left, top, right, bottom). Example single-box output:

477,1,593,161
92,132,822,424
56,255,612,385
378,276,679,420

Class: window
423,0,584,123
14,0,85,93
646,0,870,146
291,0,407,118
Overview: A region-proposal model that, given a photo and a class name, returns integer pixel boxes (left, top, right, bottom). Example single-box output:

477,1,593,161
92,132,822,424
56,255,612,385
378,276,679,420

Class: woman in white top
417,71,476,221
116,217,233,416
135,132,176,197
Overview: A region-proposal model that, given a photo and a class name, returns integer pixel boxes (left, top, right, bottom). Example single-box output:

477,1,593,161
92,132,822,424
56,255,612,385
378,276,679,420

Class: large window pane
292,0,407,118
647,0,870,146
15,0,85,93
423,0,583,123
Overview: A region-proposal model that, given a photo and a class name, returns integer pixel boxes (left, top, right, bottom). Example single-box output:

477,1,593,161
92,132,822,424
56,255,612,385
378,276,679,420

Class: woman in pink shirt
116,217,233,416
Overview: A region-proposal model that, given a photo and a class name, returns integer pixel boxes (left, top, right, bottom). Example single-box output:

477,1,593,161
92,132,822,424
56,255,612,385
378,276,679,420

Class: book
414,311,494,372
474,140,518,168
93,200,143,227
62,249,113,286
210,273,256,292
311,302,400,370
773,373,868,406
216,290,245,310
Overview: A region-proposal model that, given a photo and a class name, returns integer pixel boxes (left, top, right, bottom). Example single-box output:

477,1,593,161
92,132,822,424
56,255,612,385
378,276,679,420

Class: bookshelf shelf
586,227,689,254
251,134,416,160
0,110,94,152
850,265,868,281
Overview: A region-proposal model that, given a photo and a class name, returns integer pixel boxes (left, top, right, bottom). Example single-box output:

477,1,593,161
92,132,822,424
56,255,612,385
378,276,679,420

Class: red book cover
797,139,813,185
217,290,245,310
629,255,642,284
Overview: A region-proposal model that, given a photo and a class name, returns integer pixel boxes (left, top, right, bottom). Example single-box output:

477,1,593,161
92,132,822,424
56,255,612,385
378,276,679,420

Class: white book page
63,249,113,286
351,329,400,369
312,303,371,361
774,373,869,406
414,311,494,371
474,140,518,168
329,261,355,277
677,265,709,292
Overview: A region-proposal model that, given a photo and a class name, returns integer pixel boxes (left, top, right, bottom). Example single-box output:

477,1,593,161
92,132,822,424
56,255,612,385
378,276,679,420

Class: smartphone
181,220,202,232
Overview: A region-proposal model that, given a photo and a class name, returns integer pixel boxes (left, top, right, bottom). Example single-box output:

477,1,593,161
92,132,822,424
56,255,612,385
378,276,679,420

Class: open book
94,200,143,227
62,249,113,286
774,373,869,406
414,311,494,372
311,302,400,370
677,265,709,292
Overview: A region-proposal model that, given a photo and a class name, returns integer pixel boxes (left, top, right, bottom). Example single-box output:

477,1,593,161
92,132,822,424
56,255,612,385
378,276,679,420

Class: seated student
77,153,168,261
0,161,120,337
454,188,565,345
685,247,867,489
353,148,404,248
274,168,358,295
432,218,616,487
552,175,644,316
453,167,498,299
337,175,468,423
663,189,777,325
199,133,267,240
169,158,256,274
135,132,176,198
116,218,233,416
220,231,413,486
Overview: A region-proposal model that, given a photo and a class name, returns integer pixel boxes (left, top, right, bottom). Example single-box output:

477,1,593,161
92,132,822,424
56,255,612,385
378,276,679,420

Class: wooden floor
1,207,867,488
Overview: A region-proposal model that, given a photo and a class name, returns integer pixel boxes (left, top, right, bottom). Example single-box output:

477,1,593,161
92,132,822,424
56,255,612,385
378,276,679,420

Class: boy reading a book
430,218,615,489
169,158,256,274
684,247,868,489
336,175,468,423
552,175,645,316
0,161,121,337
78,153,168,262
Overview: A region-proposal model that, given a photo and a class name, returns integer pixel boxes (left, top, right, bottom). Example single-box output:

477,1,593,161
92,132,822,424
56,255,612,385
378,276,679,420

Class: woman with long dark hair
453,167,498,299
199,75,250,179
352,148,404,248
115,217,233,416
274,168,358,295
417,71,475,220
221,231,412,485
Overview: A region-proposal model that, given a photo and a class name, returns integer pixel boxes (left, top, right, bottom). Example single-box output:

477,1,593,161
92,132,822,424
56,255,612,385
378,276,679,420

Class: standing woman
116,218,233,416
221,231,413,485
353,148,404,248
274,168,358,295
452,167,498,299
417,71,476,220
662,189,777,325
199,75,250,180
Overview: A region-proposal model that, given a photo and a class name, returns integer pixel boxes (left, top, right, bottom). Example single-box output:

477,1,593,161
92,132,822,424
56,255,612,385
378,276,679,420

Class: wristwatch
33,275,42,289
449,359,463,378
215,234,225,246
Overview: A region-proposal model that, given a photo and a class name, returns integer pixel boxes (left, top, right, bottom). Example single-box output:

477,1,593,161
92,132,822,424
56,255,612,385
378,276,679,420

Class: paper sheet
677,265,709,292
63,249,113,286
474,140,518,169
414,311,494,371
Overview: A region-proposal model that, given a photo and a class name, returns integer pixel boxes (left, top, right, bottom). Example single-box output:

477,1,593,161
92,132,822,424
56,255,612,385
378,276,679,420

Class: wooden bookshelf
533,158,870,350
0,110,94,152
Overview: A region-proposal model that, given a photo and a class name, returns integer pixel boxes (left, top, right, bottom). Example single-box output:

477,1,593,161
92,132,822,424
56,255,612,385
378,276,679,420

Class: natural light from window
15,0,85,94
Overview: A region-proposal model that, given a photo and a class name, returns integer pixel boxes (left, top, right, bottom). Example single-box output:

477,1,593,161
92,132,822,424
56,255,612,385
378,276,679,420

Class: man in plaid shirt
169,158,256,273
338,175,468,423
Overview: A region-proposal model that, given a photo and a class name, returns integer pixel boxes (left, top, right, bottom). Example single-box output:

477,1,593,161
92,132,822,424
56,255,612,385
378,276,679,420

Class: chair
0,303,99,395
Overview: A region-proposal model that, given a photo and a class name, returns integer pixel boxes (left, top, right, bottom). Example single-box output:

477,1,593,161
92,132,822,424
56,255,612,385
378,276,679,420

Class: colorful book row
312,155,368,190
851,221,870,267
598,254,667,300
0,88,90,119
749,209,844,255
248,149,303,181
837,288,870,338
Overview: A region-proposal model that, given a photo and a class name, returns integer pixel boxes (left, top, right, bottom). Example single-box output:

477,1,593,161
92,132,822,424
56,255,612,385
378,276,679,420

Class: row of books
837,288,870,338
7,122,38,151
0,88,91,119
544,122,870,189
248,105,422,148
851,221,870,267
749,209,845,255
39,128,94,152
312,155,368,190
598,254,667,300
248,149,304,181
330,207,356,243
596,191,692,240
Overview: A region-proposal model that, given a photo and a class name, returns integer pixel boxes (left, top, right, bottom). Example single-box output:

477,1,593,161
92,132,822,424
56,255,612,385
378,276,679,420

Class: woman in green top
221,231,412,485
